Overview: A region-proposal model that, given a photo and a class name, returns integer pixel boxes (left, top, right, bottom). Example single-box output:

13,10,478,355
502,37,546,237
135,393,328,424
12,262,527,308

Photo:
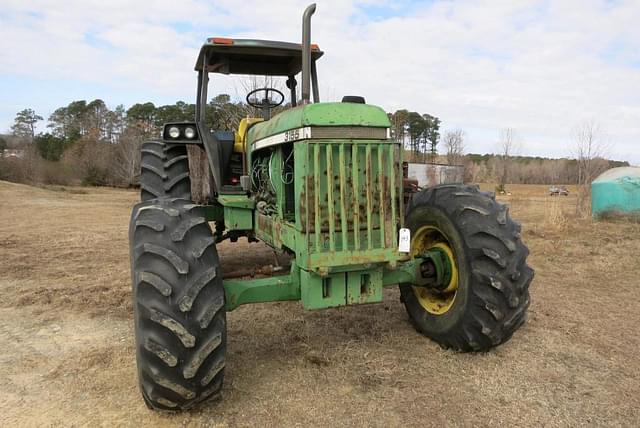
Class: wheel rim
410,226,459,315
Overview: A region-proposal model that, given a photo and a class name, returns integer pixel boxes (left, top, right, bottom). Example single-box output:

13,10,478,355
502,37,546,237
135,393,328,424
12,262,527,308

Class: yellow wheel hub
411,226,459,315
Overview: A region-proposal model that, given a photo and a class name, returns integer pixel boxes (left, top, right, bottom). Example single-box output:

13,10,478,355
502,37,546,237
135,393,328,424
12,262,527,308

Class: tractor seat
342,95,366,104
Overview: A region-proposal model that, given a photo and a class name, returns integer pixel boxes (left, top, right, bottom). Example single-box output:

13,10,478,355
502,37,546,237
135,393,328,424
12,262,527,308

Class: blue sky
1,0,639,163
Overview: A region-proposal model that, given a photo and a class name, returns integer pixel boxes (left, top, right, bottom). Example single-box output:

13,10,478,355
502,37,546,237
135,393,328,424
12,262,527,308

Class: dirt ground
1,180,639,427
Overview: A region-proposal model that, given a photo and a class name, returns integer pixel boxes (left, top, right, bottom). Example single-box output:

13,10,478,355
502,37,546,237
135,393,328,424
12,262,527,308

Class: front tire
129,198,226,410
400,185,533,351
140,140,191,201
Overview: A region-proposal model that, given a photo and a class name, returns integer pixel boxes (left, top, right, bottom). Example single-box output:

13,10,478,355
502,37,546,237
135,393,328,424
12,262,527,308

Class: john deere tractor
129,4,533,410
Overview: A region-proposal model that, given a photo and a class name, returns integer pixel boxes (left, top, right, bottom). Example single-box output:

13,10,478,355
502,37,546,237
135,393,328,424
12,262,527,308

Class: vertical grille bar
313,143,321,252
389,144,397,245
326,144,335,252
378,145,386,247
365,145,373,250
396,145,404,230
338,144,348,251
351,144,360,250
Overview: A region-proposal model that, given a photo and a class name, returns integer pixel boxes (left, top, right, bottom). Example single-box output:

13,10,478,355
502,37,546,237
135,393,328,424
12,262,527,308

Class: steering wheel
246,87,285,109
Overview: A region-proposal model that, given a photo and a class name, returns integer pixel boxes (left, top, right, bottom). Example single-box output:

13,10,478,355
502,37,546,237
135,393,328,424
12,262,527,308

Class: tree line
0,100,627,191
0,96,252,186
388,110,441,162
461,123,626,193
1,100,444,187
463,153,626,185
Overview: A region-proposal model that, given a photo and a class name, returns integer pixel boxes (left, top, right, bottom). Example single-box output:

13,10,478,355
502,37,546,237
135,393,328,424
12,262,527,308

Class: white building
405,163,464,187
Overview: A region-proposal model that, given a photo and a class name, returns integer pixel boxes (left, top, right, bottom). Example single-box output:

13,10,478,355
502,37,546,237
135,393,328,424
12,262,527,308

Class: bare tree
443,129,465,166
497,128,519,191
463,158,481,183
112,127,143,186
573,120,609,215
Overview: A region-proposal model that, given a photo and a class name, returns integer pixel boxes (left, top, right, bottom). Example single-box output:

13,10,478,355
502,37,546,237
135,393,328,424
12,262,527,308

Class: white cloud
1,0,639,162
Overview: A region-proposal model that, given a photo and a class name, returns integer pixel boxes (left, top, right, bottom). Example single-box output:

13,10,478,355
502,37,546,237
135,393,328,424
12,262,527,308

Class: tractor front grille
299,140,402,257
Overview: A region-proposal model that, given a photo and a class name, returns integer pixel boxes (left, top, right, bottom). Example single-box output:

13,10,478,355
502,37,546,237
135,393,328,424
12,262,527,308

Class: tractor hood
247,102,390,146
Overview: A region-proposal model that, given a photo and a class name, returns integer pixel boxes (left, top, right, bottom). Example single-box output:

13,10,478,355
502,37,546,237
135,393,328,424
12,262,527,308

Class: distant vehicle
549,185,569,196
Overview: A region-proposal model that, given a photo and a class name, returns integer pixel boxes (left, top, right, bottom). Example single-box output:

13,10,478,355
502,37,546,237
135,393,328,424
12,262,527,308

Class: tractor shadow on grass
216,290,435,403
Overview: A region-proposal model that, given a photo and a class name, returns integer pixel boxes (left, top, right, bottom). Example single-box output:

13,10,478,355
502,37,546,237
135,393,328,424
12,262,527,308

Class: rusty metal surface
300,141,401,264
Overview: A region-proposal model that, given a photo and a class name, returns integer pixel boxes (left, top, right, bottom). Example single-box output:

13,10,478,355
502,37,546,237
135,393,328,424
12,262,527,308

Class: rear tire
129,198,226,410
400,184,533,351
140,140,191,201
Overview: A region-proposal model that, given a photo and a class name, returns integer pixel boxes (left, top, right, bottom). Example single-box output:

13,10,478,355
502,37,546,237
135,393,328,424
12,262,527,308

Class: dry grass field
1,180,639,427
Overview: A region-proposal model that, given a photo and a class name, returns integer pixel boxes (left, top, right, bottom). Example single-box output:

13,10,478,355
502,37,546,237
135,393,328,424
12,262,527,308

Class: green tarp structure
592,167,640,218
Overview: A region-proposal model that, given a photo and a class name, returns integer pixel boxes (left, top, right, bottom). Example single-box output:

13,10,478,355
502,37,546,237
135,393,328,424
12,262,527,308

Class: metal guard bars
309,142,399,254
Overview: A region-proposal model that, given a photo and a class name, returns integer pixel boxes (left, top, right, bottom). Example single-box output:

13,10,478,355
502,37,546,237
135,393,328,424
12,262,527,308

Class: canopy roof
593,166,640,183
195,38,324,76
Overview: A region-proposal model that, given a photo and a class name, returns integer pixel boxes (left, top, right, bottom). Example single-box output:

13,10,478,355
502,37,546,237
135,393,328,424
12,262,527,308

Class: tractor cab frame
169,5,323,197
192,37,323,195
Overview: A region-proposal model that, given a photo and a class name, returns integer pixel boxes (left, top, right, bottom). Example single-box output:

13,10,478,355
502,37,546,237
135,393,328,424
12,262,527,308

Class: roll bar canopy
195,38,323,76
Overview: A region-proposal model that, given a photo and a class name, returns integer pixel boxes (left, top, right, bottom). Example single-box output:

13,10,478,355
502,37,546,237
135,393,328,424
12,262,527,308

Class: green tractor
129,4,533,411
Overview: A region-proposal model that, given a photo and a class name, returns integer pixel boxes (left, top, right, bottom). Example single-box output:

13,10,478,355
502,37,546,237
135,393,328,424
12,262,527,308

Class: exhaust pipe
301,3,316,104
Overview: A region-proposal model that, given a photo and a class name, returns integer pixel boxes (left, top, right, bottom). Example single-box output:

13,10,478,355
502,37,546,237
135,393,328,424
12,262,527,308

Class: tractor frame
160,5,443,312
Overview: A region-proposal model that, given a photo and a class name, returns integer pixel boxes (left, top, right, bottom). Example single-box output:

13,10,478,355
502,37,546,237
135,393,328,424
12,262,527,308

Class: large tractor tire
129,198,226,410
140,140,191,201
400,184,533,351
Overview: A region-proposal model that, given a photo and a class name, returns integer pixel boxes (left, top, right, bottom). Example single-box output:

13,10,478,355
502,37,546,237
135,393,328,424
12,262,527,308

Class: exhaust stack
301,3,316,104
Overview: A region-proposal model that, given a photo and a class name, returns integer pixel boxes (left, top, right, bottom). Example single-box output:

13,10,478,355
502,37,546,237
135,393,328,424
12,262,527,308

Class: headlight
168,126,180,139
184,127,196,139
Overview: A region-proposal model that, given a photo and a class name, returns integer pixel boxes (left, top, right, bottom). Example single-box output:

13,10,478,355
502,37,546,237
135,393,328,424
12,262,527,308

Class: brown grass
543,197,570,232
1,180,640,427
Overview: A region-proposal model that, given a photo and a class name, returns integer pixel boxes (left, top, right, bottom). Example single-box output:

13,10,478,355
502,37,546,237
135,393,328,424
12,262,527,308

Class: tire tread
400,184,533,351
140,140,191,201
130,198,226,410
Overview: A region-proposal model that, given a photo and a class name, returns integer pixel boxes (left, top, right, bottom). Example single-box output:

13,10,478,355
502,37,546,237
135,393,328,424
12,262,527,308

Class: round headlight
168,126,180,139
184,127,196,139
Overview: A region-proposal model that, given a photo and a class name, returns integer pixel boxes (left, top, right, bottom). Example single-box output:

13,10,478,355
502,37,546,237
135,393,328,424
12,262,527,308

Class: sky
1,0,639,163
